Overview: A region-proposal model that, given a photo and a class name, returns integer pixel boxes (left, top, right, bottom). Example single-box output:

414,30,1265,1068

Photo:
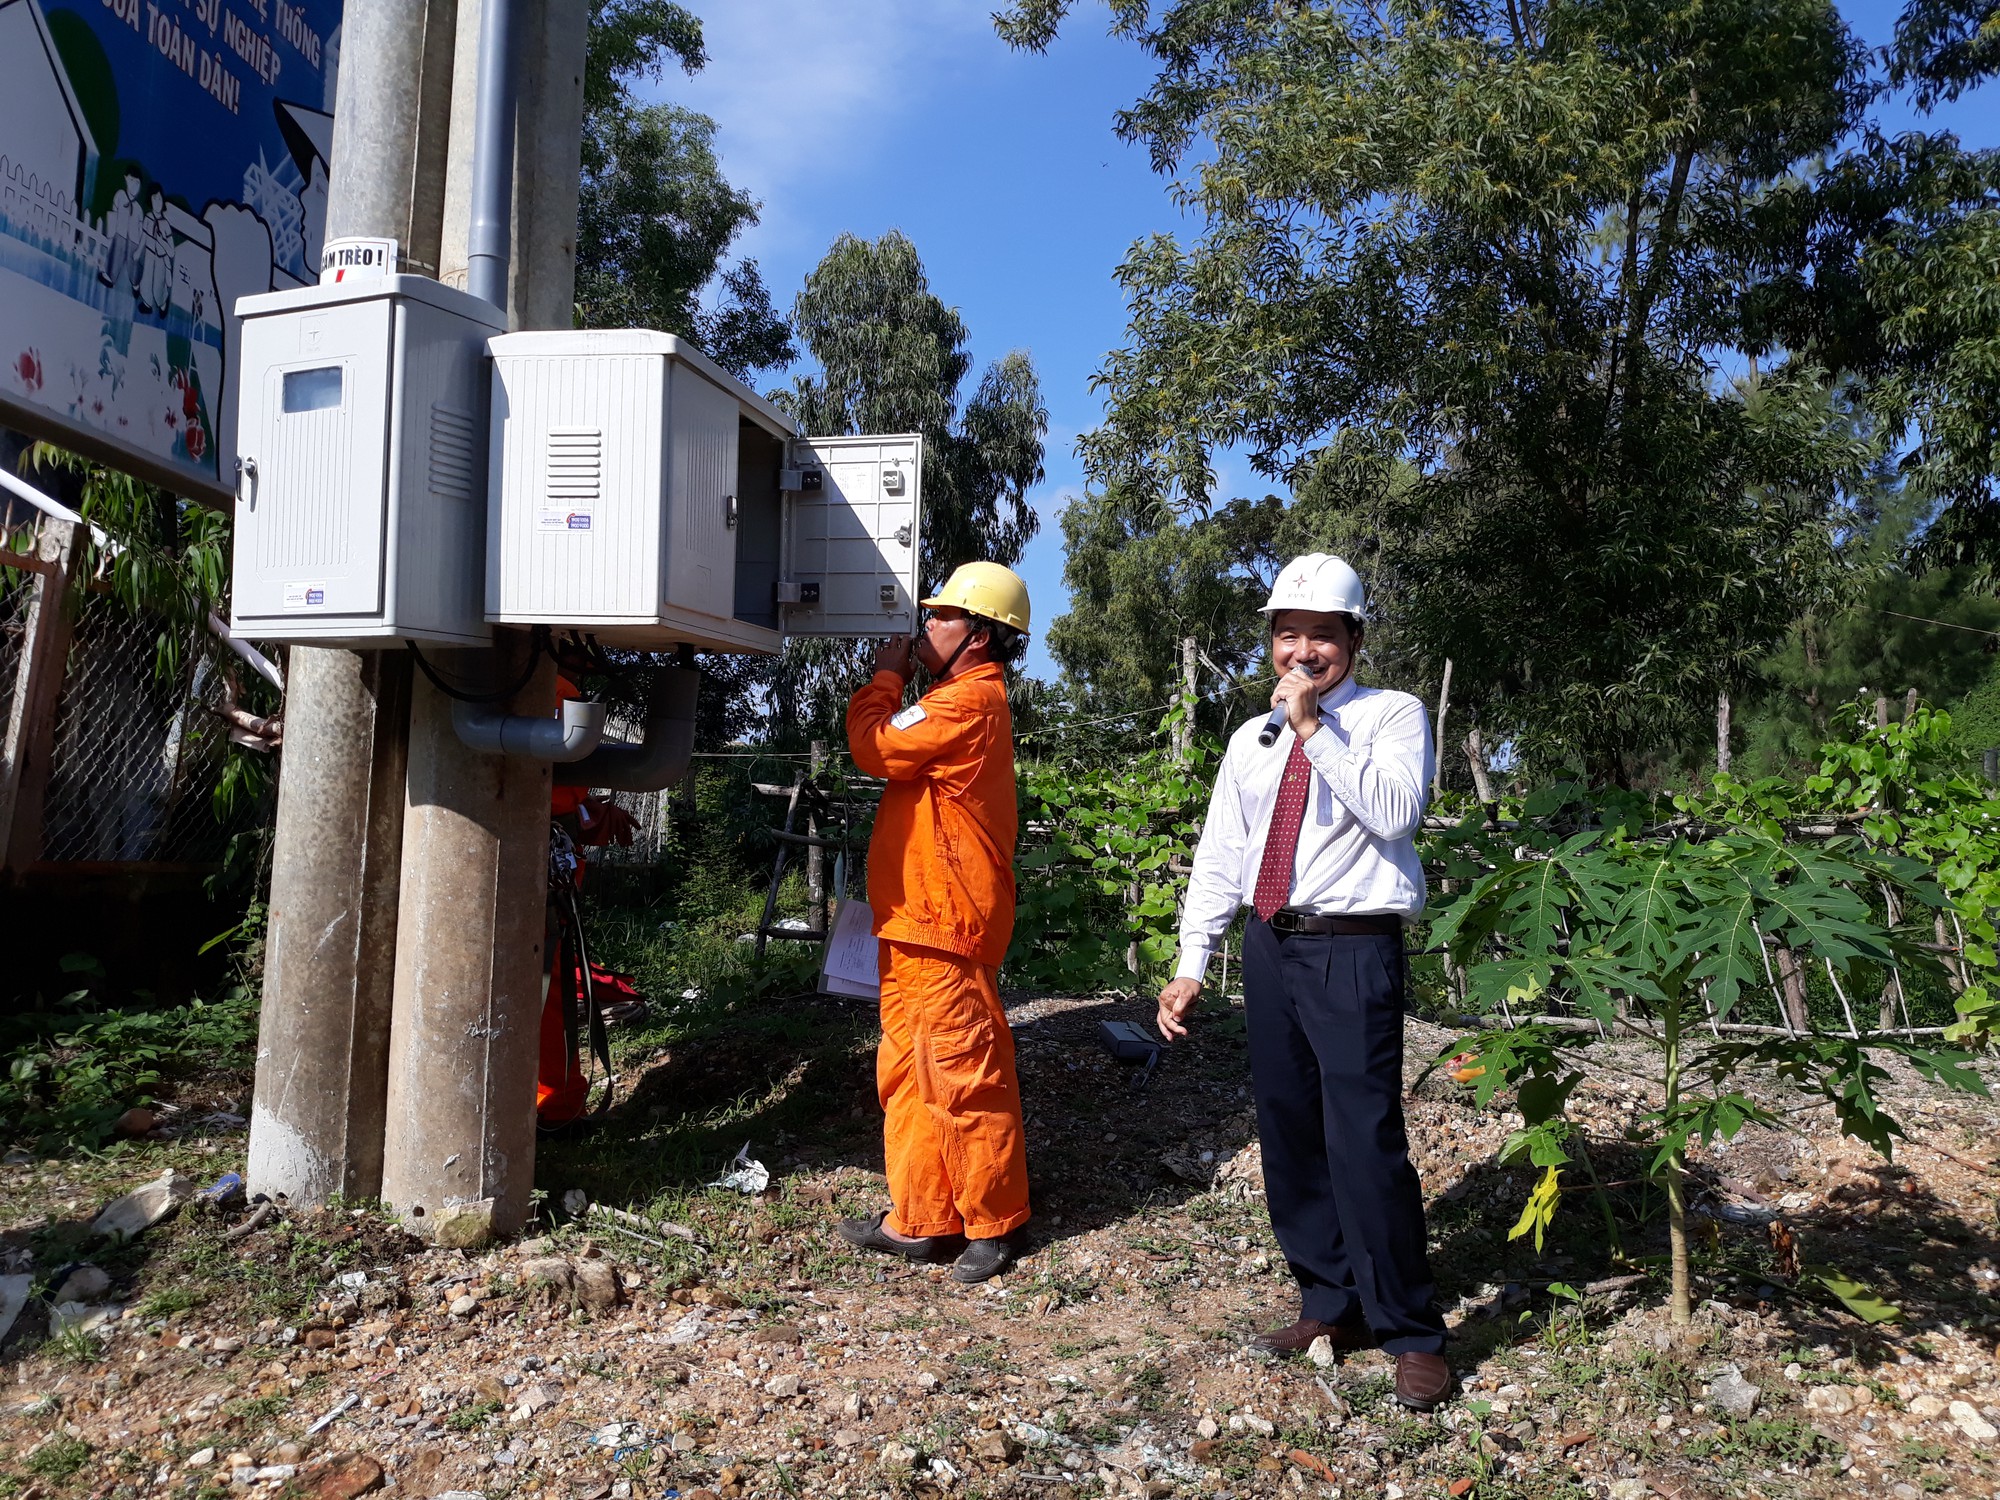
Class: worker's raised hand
1156,978,1202,1042
872,636,917,680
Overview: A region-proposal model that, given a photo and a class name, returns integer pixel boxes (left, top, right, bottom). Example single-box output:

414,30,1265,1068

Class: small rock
186,1448,217,1468
1783,1362,1804,1382
1708,1365,1760,1419
48,1301,118,1336
252,1465,299,1482
212,1336,245,1355
1240,1414,1275,1437
112,1107,159,1139
752,1323,803,1344
1950,1401,1998,1443
303,1329,338,1350
915,1370,940,1390
877,1440,918,1469
832,1429,864,1449
1608,1483,1649,1500
513,1382,559,1416
842,1392,869,1420
429,1200,496,1251
519,1257,574,1294
970,1430,1021,1464
52,1266,111,1304
764,1373,801,1398
300,1454,384,1500
1807,1386,1856,1417
1195,1416,1219,1440
273,1443,305,1465
1909,1393,1949,1418
90,1169,194,1242
573,1260,620,1313
448,1296,479,1318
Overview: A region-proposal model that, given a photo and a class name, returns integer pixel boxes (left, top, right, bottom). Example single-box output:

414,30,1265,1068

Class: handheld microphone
1258,667,1312,747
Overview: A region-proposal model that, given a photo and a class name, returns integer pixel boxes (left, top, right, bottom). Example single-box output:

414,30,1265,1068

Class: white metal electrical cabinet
229,277,505,647
486,330,922,652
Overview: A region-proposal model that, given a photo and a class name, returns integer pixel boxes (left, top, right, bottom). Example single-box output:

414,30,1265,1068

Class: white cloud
661,1,997,265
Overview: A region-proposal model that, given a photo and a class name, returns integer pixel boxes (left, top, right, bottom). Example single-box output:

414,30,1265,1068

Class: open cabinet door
781,433,923,638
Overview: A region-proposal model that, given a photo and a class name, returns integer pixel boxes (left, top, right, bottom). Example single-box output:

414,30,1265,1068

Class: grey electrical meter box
486,330,922,652
228,277,506,648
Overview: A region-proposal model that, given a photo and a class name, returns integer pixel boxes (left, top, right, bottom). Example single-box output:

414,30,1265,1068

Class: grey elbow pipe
452,696,607,761
555,664,699,792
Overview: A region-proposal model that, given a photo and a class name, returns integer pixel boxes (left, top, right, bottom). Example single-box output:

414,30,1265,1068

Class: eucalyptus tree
996,0,1909,783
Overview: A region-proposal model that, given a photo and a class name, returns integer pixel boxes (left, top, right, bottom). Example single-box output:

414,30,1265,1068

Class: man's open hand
1157,978,1202,1042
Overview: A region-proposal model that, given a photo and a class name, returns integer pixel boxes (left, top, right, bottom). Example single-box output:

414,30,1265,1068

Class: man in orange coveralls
839,562,1032,1284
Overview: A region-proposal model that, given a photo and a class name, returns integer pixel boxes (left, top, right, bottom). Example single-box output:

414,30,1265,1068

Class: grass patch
447,1400,503,1432
25,1435,92,1482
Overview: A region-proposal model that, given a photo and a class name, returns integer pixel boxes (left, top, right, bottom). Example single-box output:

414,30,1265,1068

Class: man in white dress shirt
1155,553,1451,1410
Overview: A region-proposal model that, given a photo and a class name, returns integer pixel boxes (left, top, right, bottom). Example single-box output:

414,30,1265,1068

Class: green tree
1737,488,2000,774
996,0,1924,784
768,232,1048,742
577,1,795,377
1045,488,1280,733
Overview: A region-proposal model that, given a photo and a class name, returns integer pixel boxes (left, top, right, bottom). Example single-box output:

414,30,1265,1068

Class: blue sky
663,1,1998,683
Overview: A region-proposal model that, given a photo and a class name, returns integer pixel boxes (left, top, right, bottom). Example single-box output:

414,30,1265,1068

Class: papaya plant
1432,813,1987,1323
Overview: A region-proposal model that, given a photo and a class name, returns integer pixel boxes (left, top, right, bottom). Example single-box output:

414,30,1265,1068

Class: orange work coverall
847,660,1029,1241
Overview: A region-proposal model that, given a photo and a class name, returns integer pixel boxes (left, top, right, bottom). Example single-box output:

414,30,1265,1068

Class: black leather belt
1264,908,1403,936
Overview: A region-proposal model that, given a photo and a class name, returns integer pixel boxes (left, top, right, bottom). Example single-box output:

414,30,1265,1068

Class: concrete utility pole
379,0,589,1242
246,0,458,1206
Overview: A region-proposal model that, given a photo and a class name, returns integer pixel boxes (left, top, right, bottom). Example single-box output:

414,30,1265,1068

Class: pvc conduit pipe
555,665,699,792
452,695,606,761
466,0,517,313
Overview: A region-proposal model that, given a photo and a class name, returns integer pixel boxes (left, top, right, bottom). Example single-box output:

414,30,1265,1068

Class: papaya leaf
1508,1165,1563,1253
1805,1266,1901,1323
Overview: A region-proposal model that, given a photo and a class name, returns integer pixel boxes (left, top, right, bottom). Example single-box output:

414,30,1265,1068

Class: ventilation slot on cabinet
428,403,476,501
547,428,603,505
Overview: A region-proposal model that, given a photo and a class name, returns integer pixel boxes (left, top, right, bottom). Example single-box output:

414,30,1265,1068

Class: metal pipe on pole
246,0,458,1207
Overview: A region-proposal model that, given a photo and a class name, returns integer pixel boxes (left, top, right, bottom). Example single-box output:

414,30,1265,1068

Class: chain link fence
0,560,30,736
36,591,257,867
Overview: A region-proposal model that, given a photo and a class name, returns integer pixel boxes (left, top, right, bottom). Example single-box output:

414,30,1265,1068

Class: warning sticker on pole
319,237,398,285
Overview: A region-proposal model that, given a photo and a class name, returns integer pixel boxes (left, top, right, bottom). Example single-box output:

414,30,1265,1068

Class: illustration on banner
0,0,342,496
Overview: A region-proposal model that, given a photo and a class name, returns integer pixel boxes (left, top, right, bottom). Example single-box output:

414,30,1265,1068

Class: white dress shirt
1174,676,1434,983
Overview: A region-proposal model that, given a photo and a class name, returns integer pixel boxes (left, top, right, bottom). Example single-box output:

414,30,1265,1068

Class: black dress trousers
1240,914,1446,1355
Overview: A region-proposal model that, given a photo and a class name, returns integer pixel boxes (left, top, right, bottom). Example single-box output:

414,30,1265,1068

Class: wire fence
31,591,257,867
0,562,29,737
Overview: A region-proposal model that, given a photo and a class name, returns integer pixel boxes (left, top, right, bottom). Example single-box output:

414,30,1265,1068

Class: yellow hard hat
921,562,1031,633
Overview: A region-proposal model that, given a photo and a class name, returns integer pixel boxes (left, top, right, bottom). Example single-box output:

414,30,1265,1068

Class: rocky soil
3,992,1997,1500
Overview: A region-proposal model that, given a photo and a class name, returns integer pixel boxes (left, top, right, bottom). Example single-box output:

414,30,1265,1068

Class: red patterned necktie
1252,738,1313,921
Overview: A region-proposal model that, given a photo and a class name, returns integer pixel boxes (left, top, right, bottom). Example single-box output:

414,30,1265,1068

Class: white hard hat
1260,553,1366,620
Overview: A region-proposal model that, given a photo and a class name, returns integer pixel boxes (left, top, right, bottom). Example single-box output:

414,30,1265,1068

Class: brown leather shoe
1248,1317,1378,1357
1394,1350,1453,1410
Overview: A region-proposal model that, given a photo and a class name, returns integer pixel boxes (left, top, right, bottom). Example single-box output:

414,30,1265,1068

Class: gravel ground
3,990,1998,1500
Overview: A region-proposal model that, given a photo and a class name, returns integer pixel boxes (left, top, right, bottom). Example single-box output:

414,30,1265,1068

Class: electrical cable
407,624,553,703
1873,608,2000,639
